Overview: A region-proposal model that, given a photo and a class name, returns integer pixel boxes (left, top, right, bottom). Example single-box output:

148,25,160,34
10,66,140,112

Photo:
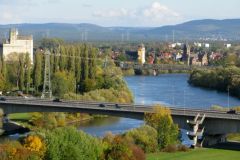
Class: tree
44,127,102,160
59,46,67,71
75,45,82,90
25,53,31,94
103,135,134,160
144,105,179,149
81,44,89,81
23,135,45,154
52,71,75,97
124,125,158,153
18,54,25,91
68,45,76,73
33,52,43,93
88,47,97,79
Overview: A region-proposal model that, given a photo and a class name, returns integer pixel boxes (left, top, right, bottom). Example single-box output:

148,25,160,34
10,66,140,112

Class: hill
0,19,240,41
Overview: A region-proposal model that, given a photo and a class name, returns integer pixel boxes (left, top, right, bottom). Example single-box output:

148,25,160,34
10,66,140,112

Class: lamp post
227,85,230,111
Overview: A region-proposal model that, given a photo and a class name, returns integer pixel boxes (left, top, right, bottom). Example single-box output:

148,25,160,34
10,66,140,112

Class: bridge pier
186,113,205,148
203,134,227,147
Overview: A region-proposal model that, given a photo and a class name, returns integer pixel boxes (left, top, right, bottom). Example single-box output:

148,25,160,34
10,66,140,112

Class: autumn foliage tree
23,135,46,157
102,133,146,160
144,105,179,149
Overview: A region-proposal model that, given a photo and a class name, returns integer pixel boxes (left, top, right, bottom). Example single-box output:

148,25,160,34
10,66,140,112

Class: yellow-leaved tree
23,135,46,157
144,105,179,149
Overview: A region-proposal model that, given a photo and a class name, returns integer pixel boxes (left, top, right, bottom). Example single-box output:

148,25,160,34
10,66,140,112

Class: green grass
227,133,240,142
8,113,32,120
147,148,240,160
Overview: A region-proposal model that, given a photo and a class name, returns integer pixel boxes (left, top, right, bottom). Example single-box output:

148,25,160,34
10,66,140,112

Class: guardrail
1,98,239,120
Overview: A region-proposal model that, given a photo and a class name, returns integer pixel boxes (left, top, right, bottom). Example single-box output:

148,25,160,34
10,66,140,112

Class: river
78,74,240,137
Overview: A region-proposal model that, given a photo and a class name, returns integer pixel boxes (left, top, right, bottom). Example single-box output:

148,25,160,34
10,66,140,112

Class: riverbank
188,67,240,99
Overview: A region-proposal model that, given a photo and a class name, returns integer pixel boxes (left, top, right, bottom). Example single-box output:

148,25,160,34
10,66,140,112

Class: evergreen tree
88,47,97,79
75,45,82,91
1,57,6,79
33,52,43,93
81,44,89,81
19,54,25,91
24,53,31,94
59,46,67,71
68,45,76,74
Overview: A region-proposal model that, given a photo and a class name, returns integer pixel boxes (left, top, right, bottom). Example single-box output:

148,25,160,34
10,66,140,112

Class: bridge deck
0,97,240,120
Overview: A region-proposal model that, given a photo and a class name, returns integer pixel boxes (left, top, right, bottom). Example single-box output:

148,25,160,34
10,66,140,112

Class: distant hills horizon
0,19,240,41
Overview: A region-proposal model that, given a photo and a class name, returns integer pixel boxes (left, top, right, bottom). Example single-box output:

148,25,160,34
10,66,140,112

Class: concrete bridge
1,97,240,146
1,97,240,135
120,63,214,71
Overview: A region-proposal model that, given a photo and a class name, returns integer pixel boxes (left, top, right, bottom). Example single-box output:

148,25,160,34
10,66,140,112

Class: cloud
0,10,22,24
93,8,129,18
91,1,181,26
143,2,179,19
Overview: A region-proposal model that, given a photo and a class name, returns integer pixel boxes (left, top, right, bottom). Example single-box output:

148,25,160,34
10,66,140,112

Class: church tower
138,43,145,64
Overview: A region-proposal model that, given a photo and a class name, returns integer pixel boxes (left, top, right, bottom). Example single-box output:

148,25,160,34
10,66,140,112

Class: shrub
131,145,146,160
0,140,41,160
102,133,146,160
44,127,102,160
124,125,158,153
162,144,178,153
103,135,133,160
177,145,189,152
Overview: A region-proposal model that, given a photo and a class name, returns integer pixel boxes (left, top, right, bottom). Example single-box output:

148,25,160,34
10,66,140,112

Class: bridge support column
203,134,227,146
186,113,205,148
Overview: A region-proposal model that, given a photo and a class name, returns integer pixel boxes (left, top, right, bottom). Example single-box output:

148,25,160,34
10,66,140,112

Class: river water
78,74,240,137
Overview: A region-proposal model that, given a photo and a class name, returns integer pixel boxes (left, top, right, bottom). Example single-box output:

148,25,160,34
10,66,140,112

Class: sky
0,0,240,27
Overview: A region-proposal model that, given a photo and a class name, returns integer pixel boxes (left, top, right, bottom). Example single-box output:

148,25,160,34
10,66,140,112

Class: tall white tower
138,44,145,64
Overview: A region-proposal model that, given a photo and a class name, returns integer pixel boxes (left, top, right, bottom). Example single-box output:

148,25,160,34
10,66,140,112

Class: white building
225,44,232,48
194,42,202,47
0,28,33,63
205,43,210,48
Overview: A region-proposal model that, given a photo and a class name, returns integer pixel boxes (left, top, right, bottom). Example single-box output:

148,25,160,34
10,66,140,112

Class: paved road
1,96,240,120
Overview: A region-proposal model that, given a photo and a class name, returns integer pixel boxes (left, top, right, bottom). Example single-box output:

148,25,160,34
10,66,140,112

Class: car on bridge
0,97,6,101
115,104,121,109
99,103,107,107
53,98,62,102
227,109,237,114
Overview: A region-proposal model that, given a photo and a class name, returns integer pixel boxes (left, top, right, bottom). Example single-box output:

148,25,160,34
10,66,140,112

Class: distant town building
169,42,182,48
125,51,138,61
0,28,33,63
194,42,202,47
138,43,145,64
225,44,232,48
191,53,208,66
205,43,210,48
182,44,191,65
175,52,182,61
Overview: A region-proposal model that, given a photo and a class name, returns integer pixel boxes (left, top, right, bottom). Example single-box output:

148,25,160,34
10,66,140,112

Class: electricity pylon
41,50,52,99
